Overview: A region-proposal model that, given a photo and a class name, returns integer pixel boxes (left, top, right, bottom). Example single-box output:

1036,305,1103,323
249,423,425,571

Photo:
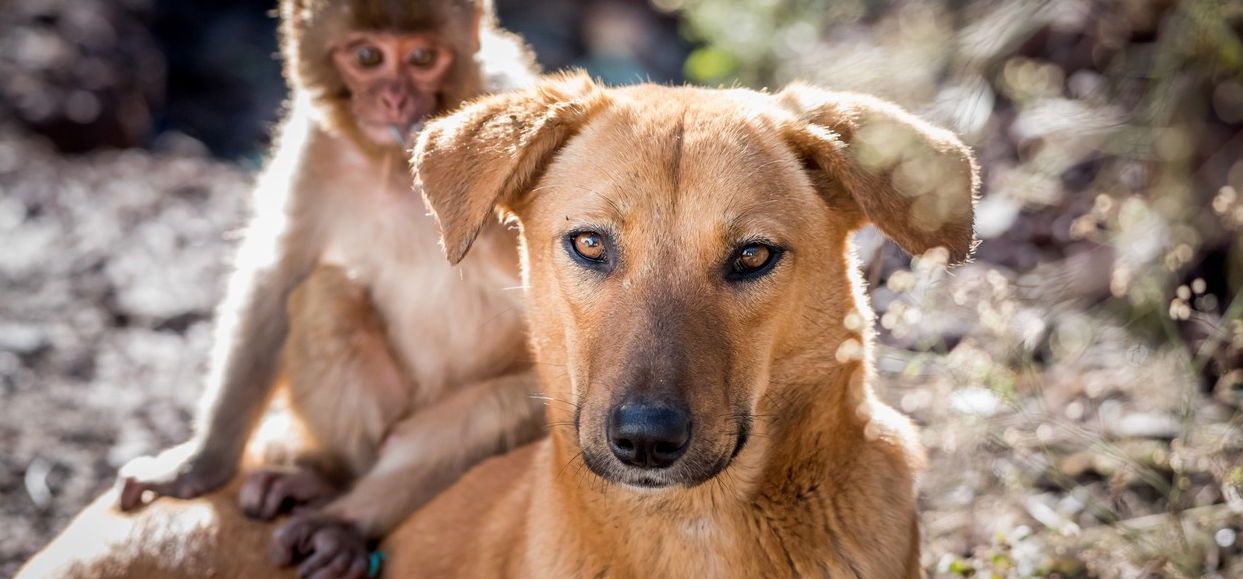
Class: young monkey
114,0,542,575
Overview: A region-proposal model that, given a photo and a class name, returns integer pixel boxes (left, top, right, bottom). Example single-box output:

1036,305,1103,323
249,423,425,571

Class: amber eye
355,46,383,68
737,245,770,270
727,243,782,281
571,232,607,262
408,48,437,68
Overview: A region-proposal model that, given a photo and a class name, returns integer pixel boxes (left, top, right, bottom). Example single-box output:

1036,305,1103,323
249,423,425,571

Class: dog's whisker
529,394,580,409
555,450,586,482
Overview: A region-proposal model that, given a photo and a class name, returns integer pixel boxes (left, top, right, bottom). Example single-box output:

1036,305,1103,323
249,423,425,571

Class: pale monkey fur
88,0,540,552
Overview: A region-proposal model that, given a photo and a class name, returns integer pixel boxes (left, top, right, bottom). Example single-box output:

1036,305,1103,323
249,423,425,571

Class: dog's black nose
607,405,691,469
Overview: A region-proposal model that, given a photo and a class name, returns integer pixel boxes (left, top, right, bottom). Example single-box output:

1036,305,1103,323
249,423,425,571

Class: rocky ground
0,125,249,576
1,114,1240,577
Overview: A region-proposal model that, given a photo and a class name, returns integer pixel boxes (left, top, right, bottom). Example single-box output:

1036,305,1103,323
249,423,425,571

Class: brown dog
18,72,975,578
381,73,977,577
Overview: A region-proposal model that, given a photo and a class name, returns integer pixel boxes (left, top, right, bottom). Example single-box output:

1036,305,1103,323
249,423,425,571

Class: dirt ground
1,114,1240,577
0,125,249,576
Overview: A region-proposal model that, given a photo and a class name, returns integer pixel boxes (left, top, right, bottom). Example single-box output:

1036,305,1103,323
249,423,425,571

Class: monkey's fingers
242,468,336,521
298,524,368,579
118,477,156,511
240,470,282,520
261,474,300,521
271,515,368,579
299,542,365,579
271,516,315,566
308,550,368,579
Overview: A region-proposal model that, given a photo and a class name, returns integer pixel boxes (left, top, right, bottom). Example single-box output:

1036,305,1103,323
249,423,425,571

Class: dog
18,72,975,578
381,72,977,577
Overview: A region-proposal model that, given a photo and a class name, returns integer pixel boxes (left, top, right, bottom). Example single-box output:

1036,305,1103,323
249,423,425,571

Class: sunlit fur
18,3,543,578
282,0,535,156
131,0,541,540
17,70,977,578
381,72,978,577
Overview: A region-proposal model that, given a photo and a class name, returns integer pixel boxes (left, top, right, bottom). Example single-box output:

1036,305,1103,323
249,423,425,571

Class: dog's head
413,73,977,489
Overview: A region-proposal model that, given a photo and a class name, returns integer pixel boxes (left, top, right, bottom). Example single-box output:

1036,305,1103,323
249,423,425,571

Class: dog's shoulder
384,441,542,576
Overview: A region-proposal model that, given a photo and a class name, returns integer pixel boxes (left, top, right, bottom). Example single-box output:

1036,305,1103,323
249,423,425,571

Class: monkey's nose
380,89,410,117
377,85,412,119
607,404,691,469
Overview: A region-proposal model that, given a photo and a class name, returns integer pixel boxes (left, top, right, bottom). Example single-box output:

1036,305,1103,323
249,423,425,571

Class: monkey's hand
239,467,338,520
270,513,370,579
117,441,235,510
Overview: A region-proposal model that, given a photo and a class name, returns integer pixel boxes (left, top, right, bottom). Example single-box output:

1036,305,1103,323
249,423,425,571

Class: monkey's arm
276,371,544,541
119,124,322,509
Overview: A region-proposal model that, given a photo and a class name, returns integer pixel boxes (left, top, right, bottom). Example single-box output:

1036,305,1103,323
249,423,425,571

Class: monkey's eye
355,46,383,68
726,242,783,281
408,48,437,69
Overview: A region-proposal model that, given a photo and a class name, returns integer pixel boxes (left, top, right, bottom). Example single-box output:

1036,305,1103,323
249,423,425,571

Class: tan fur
19,73,976,578
20,473,294,579
380,73,978,577
78,0,543,573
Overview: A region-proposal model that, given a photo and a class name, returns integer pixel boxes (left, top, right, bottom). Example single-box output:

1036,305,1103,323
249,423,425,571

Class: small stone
1106,412,1181,440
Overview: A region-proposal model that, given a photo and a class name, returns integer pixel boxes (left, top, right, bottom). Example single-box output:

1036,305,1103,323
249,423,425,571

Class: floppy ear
412,71,608,264
775,84,979,264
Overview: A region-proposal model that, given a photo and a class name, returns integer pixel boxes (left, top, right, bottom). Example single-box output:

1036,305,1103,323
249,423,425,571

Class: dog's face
517,99,860,487
414,74,977,490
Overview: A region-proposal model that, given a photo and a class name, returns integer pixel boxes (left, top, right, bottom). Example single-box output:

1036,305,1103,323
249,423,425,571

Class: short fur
18,73,977,578
384,73,978,577
26,1,543,577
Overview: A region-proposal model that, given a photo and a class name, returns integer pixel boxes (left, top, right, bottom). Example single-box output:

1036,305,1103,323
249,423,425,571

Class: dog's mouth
577,415,751,490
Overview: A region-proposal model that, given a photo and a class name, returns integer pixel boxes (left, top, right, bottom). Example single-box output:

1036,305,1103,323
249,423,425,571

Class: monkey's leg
118,157,320,511
241,265,410,521
269,371,544,576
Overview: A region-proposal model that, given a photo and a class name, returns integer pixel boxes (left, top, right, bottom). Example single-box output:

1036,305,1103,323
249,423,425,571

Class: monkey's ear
413,71,608,264
775,84,979,264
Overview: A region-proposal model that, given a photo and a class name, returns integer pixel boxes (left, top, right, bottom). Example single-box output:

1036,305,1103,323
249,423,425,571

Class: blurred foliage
673,0,1243,576
0,0,689,158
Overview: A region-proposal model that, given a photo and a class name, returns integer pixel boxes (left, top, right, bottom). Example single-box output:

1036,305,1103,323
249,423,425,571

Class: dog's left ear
775,84,979,264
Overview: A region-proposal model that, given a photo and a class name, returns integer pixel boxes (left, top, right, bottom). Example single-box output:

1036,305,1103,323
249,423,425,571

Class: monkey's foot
270,514,370,579
240,467,337,520
117,447,233,511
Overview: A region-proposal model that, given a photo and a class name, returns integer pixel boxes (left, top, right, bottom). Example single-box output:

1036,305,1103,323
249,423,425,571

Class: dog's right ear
775,84,979,264
412,71,608,264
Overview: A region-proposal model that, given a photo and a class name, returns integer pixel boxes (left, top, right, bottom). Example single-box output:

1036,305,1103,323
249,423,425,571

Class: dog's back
18,480,293,579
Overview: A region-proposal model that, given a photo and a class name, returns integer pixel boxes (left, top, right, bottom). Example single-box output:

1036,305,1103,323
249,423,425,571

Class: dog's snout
607,405,691,469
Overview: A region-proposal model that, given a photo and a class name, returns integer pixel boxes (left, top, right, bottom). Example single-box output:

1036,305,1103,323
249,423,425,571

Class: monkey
113,1,543,576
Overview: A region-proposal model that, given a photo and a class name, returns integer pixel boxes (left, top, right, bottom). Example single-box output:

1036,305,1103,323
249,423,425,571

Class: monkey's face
331,31,456,146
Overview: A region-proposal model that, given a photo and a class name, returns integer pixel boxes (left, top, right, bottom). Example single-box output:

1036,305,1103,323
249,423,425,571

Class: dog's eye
569,231,608,263
727,243,782,281
737,246,769,270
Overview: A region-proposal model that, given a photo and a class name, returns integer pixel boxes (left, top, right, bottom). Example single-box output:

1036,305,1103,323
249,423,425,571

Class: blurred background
0,0,1240,576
